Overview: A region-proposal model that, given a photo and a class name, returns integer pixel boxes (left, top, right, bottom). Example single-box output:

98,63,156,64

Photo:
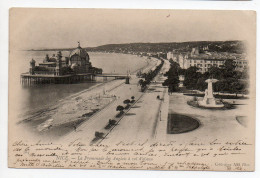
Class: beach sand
16,56,159,141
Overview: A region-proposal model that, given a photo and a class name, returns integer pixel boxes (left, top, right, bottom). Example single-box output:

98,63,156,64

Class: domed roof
69,42,89,59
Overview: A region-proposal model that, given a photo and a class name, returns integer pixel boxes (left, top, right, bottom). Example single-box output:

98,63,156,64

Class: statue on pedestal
198,78,224,108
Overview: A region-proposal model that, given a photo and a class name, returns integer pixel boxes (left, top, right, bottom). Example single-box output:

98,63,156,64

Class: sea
11,50,148,119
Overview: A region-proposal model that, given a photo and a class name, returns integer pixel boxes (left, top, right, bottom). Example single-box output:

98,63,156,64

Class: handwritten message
9,139,253,171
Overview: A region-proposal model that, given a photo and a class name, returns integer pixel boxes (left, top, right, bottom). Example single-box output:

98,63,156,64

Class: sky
9,8,255,50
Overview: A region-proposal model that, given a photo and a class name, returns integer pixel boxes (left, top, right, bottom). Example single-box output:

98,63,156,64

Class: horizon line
21,39,245,51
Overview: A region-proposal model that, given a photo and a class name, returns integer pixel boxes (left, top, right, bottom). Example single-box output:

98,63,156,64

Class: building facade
186,58,225,73
233,58,248,71
29,43,102,76
167,46,248,73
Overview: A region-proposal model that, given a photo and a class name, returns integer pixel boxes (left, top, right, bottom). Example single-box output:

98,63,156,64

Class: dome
69,42,89,59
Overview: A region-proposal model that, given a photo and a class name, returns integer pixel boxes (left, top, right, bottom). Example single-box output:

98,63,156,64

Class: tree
116,105,125,113
222,59,236,78
241,68,249,79
131,96,135,103
123,99,131,109
183,66,201,90
230,81,244,97
95,131,104,139
215,80,226,93
138,79,147,92
217,59,246,95
123,99,131,104
162,76,179,92
137,59,164,92
208,66,223,79
138,79,144,87
224,59,236,71
163,61,181,92
109,119,116,125
196,77,207,91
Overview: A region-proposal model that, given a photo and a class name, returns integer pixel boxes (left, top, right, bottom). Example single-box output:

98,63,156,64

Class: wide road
101,59,170,144
62,57,163,144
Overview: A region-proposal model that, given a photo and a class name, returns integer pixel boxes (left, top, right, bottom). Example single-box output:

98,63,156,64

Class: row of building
167,47,248,73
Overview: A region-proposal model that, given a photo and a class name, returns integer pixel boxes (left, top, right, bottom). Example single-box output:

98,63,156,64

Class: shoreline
58,55,155,103
18,52,153,113
18,55,158,126
24,57,159,140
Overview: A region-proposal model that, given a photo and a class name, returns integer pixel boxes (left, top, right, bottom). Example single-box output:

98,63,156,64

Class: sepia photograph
8,8,256,171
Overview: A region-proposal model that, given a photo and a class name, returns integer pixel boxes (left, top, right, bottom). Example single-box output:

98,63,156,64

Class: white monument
198,78,224,108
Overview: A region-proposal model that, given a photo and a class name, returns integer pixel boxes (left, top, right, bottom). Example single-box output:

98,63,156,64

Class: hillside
28,41,246,54
87,41,246,54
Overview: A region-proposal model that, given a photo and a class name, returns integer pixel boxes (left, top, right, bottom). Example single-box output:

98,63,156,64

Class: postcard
8,8,256,171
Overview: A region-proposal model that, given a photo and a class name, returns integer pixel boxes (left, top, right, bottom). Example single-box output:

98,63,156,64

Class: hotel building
167,47,248,73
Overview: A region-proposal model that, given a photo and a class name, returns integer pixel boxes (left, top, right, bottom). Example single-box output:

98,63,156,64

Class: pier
20,73,130,85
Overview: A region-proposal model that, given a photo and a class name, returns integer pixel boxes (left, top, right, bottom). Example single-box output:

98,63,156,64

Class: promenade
100,59,170,144
60,57,164,143
62,59,170,144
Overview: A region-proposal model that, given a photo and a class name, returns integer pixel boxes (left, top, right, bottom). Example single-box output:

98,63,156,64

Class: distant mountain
28,40,246,54
88,41,246,54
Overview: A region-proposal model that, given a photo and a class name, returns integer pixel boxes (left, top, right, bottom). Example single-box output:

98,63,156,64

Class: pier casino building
29,43,102,76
